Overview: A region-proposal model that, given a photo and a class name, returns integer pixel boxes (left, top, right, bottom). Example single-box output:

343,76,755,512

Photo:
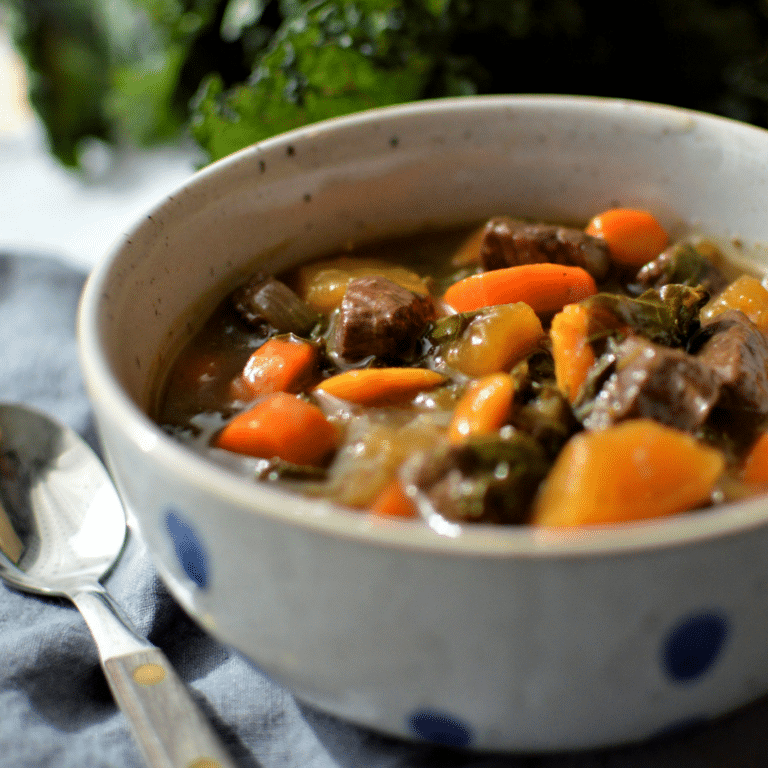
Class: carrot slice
214,392,338,465
550,303,596,403
449,373,514,443
370,479,419,518
741,432,768,484
585,208,668,268
532,419,724,527
314,368,445,406
233,336,318,399
443,263,597,314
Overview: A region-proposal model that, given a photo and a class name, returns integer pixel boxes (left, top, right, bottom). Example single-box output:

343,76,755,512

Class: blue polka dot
662,612,729,682
408,709,473,747
164,510,209,589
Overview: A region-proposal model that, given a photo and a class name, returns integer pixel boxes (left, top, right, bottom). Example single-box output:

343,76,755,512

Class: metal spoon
0,402,237,768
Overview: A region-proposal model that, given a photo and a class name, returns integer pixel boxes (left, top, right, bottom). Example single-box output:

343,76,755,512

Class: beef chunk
585,311,768,432
415,432,550,524
334,275,436,362
584,336,722,432
479,217,610,280
635,242,728,294
694,310,768,414
233,272,320,335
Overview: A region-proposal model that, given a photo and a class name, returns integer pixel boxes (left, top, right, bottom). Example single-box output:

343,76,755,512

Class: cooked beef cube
694,310,768,414
335,275,436,362
479,217,610,280
416,433,550,524
233,272,320,335
584,336,722,432
635,242,728,294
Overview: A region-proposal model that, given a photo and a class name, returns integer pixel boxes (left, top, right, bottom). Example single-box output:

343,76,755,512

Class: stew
155,208,768,527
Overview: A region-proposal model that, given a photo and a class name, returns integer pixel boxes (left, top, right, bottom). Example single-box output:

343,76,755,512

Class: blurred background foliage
3,0,768,167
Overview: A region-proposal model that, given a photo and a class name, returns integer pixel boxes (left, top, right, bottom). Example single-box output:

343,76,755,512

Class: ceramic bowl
77,96,768,752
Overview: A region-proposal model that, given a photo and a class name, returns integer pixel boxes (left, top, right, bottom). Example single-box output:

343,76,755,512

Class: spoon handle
104,647,237,768
72,588,237,768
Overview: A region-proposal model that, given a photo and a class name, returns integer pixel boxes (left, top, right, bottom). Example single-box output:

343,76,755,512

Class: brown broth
154,216,768,526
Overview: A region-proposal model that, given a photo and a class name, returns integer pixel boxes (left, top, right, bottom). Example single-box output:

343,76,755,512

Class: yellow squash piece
532,419,725,527
295,256,430,313
444,302,545,377
701,274,768,333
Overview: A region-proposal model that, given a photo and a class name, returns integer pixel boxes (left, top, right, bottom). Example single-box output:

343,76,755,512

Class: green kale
3,0,261,164
3,0,112,166
4,0,768,167
581,285,710,349
189,1,436,162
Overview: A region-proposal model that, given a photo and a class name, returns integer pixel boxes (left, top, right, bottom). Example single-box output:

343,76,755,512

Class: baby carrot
443,263,597,314
370,478,420,518
214,392,339,466
585,208,668,268
314,367,445,406
448,373,515,443
549,303,596,403
233,335,318,399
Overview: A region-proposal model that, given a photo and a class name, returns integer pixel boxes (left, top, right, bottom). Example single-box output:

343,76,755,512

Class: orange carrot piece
214,392,338,465
741,432,768,484
370,479,420,518
585,208,668,268
532,419,725,527
443,263,597,314
449,373,515,443
314,368,445,406
233,336,318,399
550,303,596,403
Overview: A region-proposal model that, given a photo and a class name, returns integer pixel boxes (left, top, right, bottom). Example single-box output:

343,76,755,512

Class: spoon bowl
0,402,125,595
0,402,236,768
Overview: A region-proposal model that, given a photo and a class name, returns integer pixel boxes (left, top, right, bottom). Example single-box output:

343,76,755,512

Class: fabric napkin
1,251,768,768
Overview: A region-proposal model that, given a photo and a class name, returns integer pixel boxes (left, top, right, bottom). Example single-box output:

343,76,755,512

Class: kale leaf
190,1,436,162
581,285,710,348
5,0,768,167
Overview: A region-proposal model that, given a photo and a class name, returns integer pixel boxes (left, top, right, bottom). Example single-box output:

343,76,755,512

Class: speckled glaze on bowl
78,96,768,752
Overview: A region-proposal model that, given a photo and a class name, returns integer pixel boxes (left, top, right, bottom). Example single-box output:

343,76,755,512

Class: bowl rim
77,93,768,559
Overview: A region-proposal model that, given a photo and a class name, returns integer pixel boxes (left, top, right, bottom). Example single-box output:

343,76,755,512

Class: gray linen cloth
1,252,768,768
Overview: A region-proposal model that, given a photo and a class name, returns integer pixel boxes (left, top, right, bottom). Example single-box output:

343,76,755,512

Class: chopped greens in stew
155,208,768,527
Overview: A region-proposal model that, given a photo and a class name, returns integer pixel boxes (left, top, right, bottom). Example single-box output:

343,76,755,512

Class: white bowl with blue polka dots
78,95,768,751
